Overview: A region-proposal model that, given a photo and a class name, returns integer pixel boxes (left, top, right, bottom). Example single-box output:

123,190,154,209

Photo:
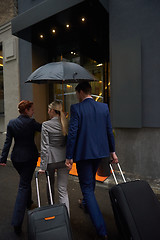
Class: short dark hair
75,81,91,94
18,100,33,114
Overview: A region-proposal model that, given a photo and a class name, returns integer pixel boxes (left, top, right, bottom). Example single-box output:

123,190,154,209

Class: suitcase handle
35,171,53,207
109,162,126,184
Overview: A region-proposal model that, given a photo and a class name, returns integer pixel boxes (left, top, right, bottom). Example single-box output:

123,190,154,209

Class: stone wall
0,0,17,25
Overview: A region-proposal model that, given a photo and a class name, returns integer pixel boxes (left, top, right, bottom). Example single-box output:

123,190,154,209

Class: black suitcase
28,171,73,240
109,163,160,240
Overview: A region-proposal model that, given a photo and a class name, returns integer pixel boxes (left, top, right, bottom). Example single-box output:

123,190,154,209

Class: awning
11,0,109,62
11,0,84,38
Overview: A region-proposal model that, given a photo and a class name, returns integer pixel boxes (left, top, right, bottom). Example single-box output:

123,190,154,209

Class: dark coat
0,114,41,163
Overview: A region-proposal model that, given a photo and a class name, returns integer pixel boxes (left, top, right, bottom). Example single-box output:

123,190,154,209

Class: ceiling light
40,34,44,39
81,17,85,22
52,29,56,33
66,24,70,28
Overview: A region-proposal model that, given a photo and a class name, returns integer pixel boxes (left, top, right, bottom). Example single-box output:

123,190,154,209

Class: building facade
0,0,19,146
1,0,160,181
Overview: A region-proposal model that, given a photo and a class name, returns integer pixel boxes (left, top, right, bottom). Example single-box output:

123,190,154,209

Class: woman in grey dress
39,101,69,214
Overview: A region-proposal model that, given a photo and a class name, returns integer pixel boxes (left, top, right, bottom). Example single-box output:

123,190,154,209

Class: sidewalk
0,160,120,240
0,160,160,240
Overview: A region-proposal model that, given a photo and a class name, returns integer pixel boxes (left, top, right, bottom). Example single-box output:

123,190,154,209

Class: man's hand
0,163,6,167
65,159,73,170
110,152,118,163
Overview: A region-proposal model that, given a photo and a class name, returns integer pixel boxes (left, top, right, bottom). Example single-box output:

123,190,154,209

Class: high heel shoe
14,225,22,235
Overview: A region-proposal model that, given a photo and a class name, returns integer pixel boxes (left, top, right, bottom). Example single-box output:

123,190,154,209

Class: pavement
0,160,160,240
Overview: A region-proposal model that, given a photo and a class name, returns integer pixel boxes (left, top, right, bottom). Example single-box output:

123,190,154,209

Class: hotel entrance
12,0,110,123
30,1,110,119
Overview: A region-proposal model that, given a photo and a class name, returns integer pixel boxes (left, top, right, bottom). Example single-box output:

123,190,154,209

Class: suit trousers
47,163,70,215
12,160,37,226
76,159,107,236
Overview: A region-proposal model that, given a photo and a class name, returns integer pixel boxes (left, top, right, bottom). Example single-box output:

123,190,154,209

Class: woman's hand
38,169,45,174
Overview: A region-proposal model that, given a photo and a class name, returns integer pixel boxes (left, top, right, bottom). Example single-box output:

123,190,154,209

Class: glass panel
0,44,4,115
48,55,110,119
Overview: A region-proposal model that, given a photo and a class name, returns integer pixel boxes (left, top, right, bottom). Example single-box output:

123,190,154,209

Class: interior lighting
105,82,110,90
81,17,85,22
97,63,103,67
66,84,72,88
71,52,74,54
52,29,56,33
40,34,44,39
0,64,3,67
95,92,102,101
0,56,3,59
66,24,70,28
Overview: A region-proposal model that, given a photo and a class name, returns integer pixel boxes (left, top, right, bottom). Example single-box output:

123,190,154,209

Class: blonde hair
48,101,68,136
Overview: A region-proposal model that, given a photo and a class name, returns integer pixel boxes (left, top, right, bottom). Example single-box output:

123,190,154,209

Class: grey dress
40,116,67,170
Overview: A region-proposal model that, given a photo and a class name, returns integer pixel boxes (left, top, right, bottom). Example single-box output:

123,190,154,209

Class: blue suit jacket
0,115,41,163
66,98,115,162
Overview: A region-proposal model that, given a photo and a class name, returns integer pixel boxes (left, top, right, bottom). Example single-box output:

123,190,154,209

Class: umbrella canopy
25,61,96,84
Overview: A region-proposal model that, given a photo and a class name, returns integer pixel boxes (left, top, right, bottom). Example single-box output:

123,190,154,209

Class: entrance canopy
12,0,84,40
11,0,109,62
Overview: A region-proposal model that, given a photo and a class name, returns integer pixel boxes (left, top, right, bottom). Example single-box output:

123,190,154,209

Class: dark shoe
78,199,88,214
14,225,22,235
27,202,38,210
27,200,34,209
95,235,108,240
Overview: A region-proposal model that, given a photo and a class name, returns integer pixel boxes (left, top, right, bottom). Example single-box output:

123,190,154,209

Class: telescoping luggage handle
109,163,126,185
35,171,53,207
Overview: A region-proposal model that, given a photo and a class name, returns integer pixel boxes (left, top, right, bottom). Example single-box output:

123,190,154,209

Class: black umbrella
25,61,96,84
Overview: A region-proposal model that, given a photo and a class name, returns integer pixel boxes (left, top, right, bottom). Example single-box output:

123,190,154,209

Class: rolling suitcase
109,163,160,240
28,171,73,240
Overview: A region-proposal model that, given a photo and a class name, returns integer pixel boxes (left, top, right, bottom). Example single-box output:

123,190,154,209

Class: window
0,43,4,115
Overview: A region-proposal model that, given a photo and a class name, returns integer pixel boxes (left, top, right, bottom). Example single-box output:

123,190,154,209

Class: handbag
97,157,111,177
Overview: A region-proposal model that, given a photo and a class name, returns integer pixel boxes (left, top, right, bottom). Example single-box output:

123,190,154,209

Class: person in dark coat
65,81,118,240
0,100,41,235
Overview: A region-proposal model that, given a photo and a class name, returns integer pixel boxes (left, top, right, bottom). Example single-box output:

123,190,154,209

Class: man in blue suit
66,81,118,240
